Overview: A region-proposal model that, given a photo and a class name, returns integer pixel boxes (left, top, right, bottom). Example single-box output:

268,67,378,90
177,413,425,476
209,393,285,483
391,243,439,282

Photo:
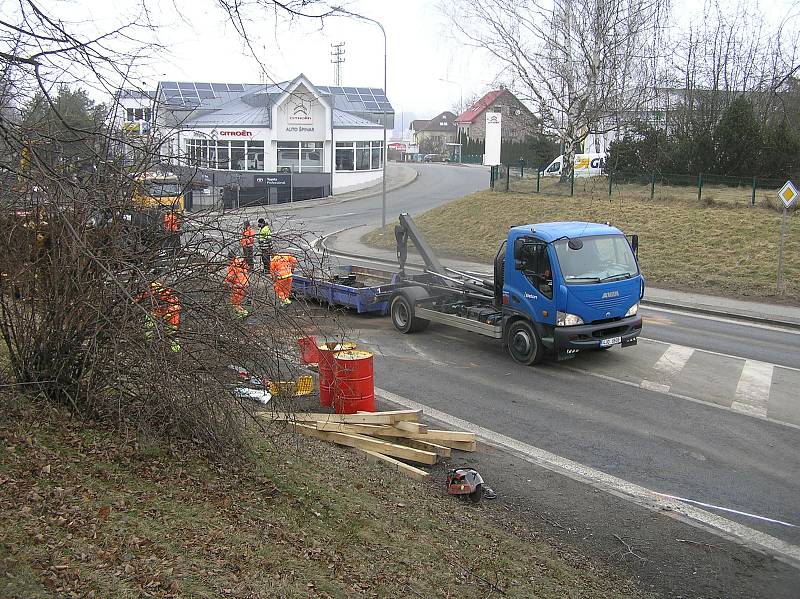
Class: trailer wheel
390,293,429,334
507,320,544,365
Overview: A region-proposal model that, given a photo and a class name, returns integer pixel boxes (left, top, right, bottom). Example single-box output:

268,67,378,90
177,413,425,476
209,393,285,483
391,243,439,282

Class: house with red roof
455,88,536,143
409,111,458,155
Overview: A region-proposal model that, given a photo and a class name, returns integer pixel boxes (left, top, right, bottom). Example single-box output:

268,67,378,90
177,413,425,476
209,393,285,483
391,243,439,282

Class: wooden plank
263,409,421,425
393,421,429,434
359,449,429,481
288,423,438,465
375,436,451,458
313,422,475,448
315,422,388,435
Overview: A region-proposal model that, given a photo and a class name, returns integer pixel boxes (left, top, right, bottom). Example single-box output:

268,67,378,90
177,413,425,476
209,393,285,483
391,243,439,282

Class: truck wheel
390,293,429,334
507,320,544,365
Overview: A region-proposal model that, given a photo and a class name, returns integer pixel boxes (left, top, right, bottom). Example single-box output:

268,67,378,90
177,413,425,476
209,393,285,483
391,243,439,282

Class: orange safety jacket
163,212,179,233
270,254,297,280
136,286,181,327
240,226,255,248
225,257,250,289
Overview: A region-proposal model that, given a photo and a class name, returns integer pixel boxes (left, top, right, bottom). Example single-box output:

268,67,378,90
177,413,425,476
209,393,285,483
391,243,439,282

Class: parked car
423,154,445,163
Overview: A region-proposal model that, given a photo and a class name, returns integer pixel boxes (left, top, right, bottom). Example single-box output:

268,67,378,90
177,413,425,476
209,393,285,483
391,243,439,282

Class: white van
542,153,606,178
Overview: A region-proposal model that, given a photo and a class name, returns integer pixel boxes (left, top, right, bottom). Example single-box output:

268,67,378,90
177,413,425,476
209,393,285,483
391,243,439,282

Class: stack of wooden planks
265,409,476,480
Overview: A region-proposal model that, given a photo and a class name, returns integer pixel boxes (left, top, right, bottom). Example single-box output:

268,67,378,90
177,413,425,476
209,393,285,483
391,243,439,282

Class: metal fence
490,165,788,208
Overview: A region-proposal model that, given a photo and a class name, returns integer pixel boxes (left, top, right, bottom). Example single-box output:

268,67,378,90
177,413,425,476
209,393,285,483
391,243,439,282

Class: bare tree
0,0,353,457
441,0,671,181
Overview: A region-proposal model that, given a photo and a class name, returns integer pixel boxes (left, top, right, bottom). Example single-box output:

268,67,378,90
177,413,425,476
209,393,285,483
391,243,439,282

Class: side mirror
628,234,639,259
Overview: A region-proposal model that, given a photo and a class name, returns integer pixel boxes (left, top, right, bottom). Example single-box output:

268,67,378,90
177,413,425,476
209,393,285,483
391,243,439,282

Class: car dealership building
117,74,394,206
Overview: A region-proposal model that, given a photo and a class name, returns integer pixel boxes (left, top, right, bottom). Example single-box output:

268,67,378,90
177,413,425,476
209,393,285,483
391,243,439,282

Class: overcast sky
40,0,800,124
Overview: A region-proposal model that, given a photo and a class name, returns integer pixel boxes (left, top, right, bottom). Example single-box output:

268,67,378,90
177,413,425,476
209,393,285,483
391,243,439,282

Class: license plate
600,336,622,348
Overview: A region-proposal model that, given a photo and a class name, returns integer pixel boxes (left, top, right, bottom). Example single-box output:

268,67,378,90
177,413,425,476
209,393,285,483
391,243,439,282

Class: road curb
320,228,800,331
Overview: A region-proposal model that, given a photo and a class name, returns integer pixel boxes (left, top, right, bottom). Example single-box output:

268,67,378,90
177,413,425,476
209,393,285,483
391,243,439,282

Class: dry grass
364,188,800,303
0,393,647,598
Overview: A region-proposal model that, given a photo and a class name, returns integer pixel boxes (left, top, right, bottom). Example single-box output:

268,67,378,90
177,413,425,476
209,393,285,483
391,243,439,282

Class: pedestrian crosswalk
570,339,800,428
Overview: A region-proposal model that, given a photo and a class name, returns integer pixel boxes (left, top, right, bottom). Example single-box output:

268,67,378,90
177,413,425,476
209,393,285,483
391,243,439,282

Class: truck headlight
625,303,639,317
556,311,584,326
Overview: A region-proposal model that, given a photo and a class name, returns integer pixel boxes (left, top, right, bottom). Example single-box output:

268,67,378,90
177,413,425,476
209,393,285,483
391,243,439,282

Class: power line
331,42,345,86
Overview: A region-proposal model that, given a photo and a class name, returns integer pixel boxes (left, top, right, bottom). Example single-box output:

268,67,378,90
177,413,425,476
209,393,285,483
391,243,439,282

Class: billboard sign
484,112,502,166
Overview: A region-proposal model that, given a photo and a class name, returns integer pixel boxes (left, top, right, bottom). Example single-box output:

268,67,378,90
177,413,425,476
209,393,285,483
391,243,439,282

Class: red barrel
333,349,375,414
298,336,319,364
317,341,356,407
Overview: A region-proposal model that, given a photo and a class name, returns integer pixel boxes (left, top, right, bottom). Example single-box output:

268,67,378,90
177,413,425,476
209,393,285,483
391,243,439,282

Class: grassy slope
0,395,646,598
363,189,800,302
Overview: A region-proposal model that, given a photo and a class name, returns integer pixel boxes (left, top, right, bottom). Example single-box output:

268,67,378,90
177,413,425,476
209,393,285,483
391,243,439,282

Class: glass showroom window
335,141,382,171
231,141,246,171
335,142,354,171
371,141,383,169
277,142,299,172
216,141,230,169
355,141,371,171
301,142,323,172
246,141,264,171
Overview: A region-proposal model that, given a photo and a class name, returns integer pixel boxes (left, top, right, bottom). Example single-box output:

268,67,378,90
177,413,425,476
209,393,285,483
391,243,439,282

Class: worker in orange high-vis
270,253,298,306
240,220,255,270
225,251,250,317
163,210,180,253
136,281,181,352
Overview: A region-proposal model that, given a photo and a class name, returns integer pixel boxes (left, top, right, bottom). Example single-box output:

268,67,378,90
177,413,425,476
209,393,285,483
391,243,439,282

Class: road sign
778,180,797,208
776,180,796,293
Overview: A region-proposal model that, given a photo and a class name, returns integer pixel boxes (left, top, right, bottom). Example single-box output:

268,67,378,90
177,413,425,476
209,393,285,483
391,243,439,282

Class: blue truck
297,213,644,365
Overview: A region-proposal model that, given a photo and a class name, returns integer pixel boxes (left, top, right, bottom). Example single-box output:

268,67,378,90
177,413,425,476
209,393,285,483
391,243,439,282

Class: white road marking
561,365,800,432
641,344,695,392
641,336,800,374
652,492,797,528
731,360,774,418
374,387,800,569
642,304,800,336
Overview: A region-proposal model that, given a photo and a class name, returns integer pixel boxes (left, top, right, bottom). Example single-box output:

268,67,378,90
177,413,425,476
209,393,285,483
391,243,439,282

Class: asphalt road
276,163,489,235
205,163,800,571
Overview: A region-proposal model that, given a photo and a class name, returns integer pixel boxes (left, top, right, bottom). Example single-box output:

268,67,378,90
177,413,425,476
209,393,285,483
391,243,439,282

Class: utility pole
331,42,345,86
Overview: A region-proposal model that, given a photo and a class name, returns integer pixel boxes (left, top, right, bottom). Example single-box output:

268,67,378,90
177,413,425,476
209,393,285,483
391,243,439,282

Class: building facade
115,74,394,205
455,89,536,143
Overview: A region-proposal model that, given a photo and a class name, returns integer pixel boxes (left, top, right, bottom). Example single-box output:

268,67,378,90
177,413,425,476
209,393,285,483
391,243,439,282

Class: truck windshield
553,235,638,284
141,182,182,197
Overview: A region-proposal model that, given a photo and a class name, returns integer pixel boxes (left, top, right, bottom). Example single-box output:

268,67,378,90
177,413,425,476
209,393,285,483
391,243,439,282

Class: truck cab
501,222,643,363
132,172,185,213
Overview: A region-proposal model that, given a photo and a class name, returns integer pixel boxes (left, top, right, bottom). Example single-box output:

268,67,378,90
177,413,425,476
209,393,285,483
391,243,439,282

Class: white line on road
374,386,800,569
640,337,800,374
731,360,774,418
641,344,695,392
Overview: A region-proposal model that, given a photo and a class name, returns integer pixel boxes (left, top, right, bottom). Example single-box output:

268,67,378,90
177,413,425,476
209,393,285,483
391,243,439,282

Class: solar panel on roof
161,82,178,89
369,88,382,94
178,82,194,90
345,94,360,102
228,84,244,91
356,87,370,94
343,87,357,93
195,83,212,90
378,102,392,110
316,86,329,94
198,90,215,99
211,83,229,92
364,102,379,110
374,94,387,101
329,87,343,94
